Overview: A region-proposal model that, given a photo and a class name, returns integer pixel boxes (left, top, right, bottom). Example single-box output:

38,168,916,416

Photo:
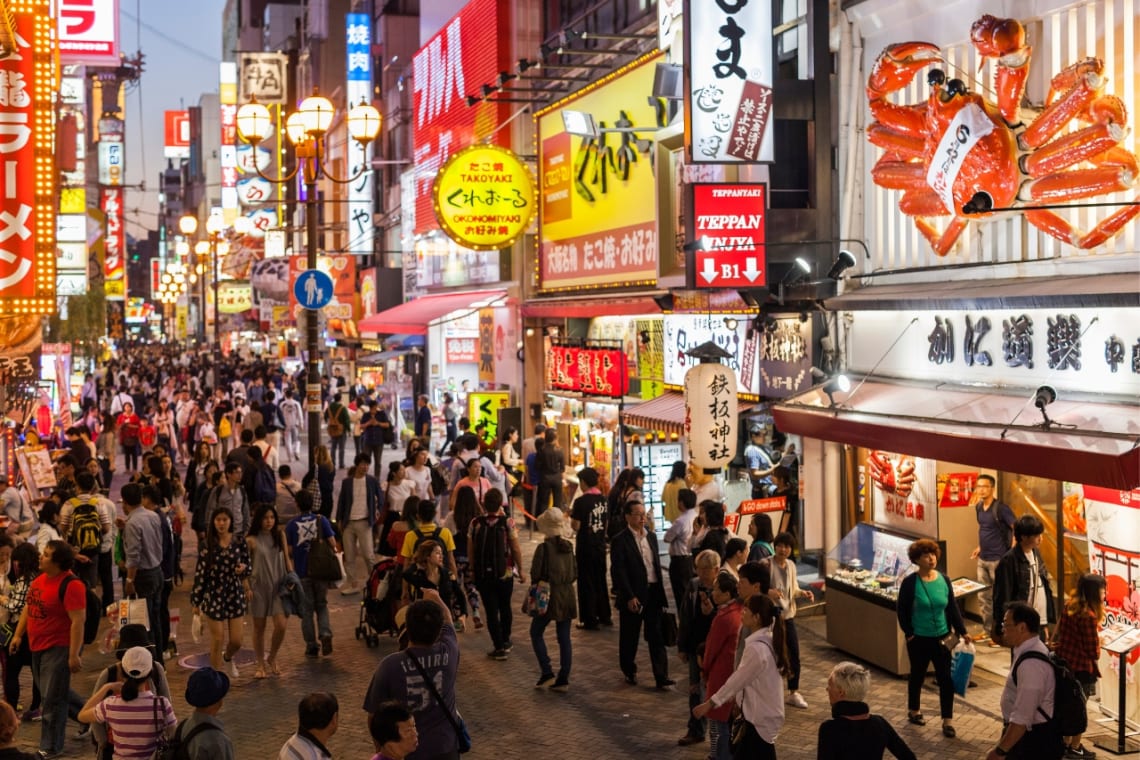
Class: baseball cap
121,646,154,680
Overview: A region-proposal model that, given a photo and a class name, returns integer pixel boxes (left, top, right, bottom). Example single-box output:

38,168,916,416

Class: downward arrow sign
699,258,718,283
742,258,761,282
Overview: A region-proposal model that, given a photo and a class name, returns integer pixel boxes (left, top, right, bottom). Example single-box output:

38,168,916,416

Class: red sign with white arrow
691,183,767,288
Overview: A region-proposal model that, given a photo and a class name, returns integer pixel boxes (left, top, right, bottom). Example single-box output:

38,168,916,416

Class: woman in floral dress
190,506,252,677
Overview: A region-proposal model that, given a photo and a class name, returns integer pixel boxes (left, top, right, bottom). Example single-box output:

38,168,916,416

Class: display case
824,523,943,676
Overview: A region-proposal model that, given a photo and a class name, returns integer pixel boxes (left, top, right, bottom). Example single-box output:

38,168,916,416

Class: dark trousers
687,652,705,739
575,548,611,626
98,550,115,610
133,566,165,649
667,554,693,610
618,583,668,684
74,554,98,590
365,443,386,480
733,721,776,760
530,616,571,680
785,618,803,691
905,634,955,718
534,477,562,517
1004,722,1065,760
159,580,173,655
330,434,346,468
476,576,515,651
3,637,39,710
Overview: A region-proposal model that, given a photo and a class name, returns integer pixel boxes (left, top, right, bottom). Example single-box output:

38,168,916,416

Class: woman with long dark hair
78,646,176,757
246,504,292,678
445,486,482,628
313,444,336,519
1053,573,1107,758
3,541,41,719
190,506,252,676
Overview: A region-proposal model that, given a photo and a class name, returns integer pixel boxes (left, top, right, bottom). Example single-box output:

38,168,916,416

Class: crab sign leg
1023,122,1126,177
1026,195,1140,249
1026,165,1136,202
871,159,927,189
867,124,926,160
917,216,970,257
893,187,967,257
1021,71,1103,149
970,16,1031,124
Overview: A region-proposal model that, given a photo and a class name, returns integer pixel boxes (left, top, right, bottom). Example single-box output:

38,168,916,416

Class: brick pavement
11,442,1107,758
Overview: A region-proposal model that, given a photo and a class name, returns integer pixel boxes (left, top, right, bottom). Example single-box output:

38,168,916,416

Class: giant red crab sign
866,14,1140,256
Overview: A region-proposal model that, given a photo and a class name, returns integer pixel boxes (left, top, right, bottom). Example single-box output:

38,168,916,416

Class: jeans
283,426,301,460
618,584,669,684
977,558,1001,633
530,615,571,681
712,719,733,760
786,617,802,691
365,443,386,480
30,646,83,753
300,578,332,647
686,653,705,739
330,434,347,468
906,634,955,718
476,576,515,651
133,566,165,649
575,548,611,626
341,519,375,589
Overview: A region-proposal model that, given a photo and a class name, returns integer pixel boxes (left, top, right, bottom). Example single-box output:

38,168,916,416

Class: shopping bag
118,597,150,630
951,639,975,696
330,552,349,589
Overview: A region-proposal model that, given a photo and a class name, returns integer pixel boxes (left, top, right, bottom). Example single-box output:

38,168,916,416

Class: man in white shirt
0,473,34,541
663,488,698,613
277,692,338,760
991,515,1055,644
279,388,305,462
988,602,1063,760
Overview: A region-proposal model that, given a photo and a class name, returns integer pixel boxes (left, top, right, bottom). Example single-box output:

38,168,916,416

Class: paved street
12,444,1114,758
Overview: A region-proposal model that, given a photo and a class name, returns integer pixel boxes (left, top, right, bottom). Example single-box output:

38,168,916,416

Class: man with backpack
58,472,113,590
469,489,525,660
325,394,351,469
569,467,612,630
242,446,277,512
286,490,339,657
206,462,250,538
176,666,235,759
400,499,459,580
970,474,1016,646
989,601,1067,760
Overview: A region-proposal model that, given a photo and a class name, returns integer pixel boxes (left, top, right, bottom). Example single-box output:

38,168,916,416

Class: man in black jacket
610,500,674,689
535,428,564,517
991,515,1055,644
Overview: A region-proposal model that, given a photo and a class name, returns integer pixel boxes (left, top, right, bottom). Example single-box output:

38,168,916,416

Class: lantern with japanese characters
683,362,738,470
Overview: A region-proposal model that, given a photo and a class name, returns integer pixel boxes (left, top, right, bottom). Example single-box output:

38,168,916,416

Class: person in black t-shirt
569,468,611,629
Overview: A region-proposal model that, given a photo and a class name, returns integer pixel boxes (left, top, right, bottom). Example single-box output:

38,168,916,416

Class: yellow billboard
537,51,664,291
433,144,535,251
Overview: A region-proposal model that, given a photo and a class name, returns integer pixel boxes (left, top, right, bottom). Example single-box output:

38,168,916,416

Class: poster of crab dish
862,4,1139,259
1080,484,1140,727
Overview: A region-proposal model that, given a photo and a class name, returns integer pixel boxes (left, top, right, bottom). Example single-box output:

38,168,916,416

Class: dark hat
185,667,231,707
116,624,153,658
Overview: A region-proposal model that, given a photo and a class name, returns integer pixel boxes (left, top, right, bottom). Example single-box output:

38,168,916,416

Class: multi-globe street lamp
235,90,381,471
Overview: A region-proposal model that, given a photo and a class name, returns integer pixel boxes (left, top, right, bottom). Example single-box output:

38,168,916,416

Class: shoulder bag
405,651,471,753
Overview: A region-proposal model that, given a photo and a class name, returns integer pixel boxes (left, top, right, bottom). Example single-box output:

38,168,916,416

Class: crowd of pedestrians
0,344,1095,759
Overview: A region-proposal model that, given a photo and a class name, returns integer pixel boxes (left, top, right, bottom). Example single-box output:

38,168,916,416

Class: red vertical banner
0,3,56,313
101,188,126,300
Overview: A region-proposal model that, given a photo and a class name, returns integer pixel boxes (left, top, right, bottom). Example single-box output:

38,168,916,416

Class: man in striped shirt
279,692,339,759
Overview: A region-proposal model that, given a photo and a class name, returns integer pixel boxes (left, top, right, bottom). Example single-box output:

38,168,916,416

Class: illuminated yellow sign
432,143,535,251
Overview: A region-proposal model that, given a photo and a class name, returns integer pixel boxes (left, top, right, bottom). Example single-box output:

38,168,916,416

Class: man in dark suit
610,500,674,689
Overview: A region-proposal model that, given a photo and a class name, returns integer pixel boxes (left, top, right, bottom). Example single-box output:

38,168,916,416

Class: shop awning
826,272,1139,311
358,289,507,335
358,348,419,364
522,294,664,319
623,391,755,437
772,379,1140,490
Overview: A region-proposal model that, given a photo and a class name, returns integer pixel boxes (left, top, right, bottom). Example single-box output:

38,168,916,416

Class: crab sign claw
867,42,941,102
970,15,1031,124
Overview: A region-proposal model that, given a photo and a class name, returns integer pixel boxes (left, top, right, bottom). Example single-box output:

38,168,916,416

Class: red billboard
412,0,511,235
692,183,767,288
101,187,126,301
547,345,629,399
164,110,190,158
0,3,56,314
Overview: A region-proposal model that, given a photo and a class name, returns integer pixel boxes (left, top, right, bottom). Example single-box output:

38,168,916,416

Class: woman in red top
702,571,744,760
116,402,143,474
1053,573,1106,759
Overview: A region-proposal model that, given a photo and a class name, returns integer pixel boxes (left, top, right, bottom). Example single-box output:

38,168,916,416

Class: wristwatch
994,746,1008,757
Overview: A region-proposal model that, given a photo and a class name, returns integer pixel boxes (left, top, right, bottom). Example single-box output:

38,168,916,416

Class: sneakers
550,678,569,692
21,708,41,722
305,645,320,658
473,617,485,630
677,734,705,747
1067,746,1097,759
786,692,808,709
655,679,677,691
487,649,508,661
502,640,514,652
340,585,358,596
535,673,556,688
36,751,62,760
228,660,240,679
320,635,334,656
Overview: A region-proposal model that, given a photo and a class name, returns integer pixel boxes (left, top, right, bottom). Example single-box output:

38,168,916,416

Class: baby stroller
356,557,401,647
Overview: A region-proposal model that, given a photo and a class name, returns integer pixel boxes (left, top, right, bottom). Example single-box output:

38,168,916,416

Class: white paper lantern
684,362,739,470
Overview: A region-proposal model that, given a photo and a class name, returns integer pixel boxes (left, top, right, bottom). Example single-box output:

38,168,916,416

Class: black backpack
154,717,222,760
59,574,102,645
69,498,104,556
411,526,451,571
429,463,448,496
251,465,276,505
470,516,509,582
1011,649,1088,737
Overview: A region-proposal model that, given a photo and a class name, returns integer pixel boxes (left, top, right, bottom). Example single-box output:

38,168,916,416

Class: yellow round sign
432,143,536,251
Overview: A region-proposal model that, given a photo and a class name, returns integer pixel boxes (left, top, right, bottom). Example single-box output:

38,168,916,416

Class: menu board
631,442,685,529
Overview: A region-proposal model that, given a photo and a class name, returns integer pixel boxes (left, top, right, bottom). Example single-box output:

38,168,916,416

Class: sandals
942,724,956,738
907,713,926,726
254,664,267,679
267,658,280,676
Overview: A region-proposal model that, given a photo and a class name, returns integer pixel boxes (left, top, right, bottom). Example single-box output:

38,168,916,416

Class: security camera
1033,385,1056,410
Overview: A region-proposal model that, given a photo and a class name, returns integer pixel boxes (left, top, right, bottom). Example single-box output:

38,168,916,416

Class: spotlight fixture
465,95,481,107
724,317,739,331
481,84,497,98
827,249,858,280
779,257,812,288
497,71,517,87
518,58,539,73
682,236,709,254
812,368,851,407
540,41,562,57
1034,384,1057,428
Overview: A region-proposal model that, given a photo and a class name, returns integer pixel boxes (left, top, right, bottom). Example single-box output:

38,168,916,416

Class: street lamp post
178,215,203,343
204,214,227,362
235,90,381,472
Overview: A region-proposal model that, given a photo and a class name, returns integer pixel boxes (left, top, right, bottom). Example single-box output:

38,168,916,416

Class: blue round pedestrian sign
293,269,334,310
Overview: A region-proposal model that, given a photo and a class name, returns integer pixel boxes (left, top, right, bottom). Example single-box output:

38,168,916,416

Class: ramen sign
433,144,535,251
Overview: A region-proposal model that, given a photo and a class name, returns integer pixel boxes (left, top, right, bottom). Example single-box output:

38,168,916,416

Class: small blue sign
293,269,334,310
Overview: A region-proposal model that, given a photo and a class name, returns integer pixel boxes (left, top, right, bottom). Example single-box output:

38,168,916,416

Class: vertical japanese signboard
101,188,126,300
220,63,238,212
412,0,510,236
0,2,56,314
537,52,664,290
685,0,774,163
346,13,374,258
684,363,738,470
57,0,120,66
691,183,766,287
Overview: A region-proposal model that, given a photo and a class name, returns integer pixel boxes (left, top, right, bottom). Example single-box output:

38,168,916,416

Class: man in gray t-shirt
364,591,460,760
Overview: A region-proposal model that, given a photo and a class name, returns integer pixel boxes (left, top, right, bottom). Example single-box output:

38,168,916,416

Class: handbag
522,581,550,617
307,539,344,583
405,651,471,753
660,610,678,648
118,596,150,630
939,631,960,652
